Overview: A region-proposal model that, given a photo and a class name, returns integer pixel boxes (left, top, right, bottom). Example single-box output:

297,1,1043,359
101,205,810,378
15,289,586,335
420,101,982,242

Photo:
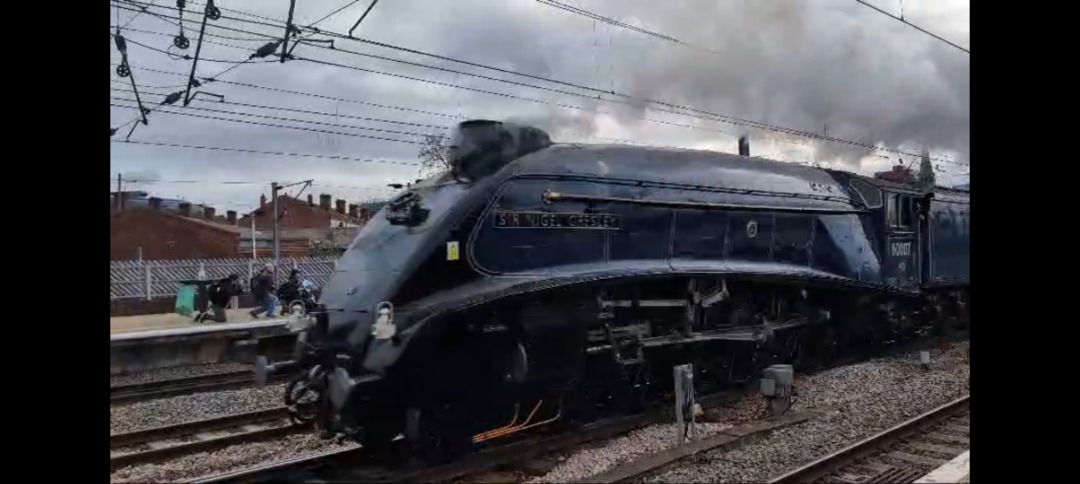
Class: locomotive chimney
204,206,216,220
178,202,191,217
335,199,346,214
148,197,162,211
307,194,314,206
226,210,237,225
319,194,332,210
259,194,267,207
738,135,750,157
348,203,359,219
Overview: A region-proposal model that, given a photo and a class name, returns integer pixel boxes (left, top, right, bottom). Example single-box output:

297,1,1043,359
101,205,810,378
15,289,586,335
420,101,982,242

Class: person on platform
207,274,242,323
277,269,302,306
249,263,279,319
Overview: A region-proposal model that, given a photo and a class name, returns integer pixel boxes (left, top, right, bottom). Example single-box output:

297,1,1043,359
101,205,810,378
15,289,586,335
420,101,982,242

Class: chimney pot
148,197,163,210
319,194,332,210
335,199,346,214
308,194,314,206
226,210,237,224
738,135,750,157
260,194,267,207
178,202,191,217
348,203,359,219
204,207,216,220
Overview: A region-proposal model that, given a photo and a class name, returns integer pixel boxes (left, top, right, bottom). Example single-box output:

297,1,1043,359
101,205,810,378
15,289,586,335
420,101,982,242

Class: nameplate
493,211,620,230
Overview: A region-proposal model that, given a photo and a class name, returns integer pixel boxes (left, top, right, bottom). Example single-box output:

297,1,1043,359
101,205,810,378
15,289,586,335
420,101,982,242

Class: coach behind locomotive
257,120,969,461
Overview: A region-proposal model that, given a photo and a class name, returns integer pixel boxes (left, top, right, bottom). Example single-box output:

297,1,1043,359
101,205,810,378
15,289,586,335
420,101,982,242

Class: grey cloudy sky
110,0,970,213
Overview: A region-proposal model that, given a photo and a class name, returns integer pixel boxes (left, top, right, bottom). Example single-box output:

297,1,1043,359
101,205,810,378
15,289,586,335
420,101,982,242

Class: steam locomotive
257,120,970,460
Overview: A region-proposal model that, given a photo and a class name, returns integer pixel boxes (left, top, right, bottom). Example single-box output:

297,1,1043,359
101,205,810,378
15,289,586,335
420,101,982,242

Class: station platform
915,450,969,483
110,308,278,335
110,311,294,376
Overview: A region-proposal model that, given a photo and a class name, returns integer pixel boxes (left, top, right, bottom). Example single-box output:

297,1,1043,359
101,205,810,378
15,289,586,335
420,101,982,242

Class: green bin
175,284,197,317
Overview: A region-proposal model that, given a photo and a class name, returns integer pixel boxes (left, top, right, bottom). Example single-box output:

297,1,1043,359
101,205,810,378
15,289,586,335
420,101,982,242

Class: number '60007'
891,242,912,257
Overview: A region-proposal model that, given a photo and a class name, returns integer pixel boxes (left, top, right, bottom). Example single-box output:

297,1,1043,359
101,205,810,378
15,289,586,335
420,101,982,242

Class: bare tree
417,134,451,177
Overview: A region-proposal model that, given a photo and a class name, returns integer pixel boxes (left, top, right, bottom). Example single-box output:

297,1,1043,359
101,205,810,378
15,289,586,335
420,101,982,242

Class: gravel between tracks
110,432,353,483
110,384,286,434
532,341,970,483
645,340,970,483
110,363,252,387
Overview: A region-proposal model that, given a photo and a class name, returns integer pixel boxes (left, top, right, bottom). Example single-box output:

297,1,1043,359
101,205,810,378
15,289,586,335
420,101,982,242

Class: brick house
110,192,373,261
873,165,916,184
111,198,240,260
239,193,372,230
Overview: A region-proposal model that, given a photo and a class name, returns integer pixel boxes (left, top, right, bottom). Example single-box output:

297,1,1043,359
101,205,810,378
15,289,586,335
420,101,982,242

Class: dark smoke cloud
110,0,969,210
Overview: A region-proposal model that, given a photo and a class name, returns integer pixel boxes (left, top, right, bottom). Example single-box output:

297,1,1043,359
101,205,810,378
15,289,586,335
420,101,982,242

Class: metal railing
110,256,338,300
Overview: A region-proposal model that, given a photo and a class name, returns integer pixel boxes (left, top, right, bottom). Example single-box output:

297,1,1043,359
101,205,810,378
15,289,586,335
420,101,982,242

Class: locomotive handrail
541,191,866,214
517,172,855,204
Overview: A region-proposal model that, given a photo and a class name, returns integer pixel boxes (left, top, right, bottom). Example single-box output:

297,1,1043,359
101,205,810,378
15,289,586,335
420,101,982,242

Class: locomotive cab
882,189,921,290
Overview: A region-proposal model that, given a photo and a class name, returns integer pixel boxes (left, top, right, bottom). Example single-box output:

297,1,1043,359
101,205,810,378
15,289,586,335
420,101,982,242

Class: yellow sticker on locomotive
447,241,460,261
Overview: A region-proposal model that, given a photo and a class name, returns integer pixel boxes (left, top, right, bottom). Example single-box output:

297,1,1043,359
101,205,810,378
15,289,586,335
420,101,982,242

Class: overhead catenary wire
111,139,420,166
109,175,401,191
114,81,736,155
111,100,422,147
111,31,271,64
119,0,158,30
108,25,275,87
109,3,278,106
111,78,189,90
112,59,755,152
111,3,628,104
308,0,365,28
110,94,439,140
535,0,723,56
853,0,969,54
113,21,269,43
112,62,464,120
111,63,955,174
112,85,448,131
113,1,963,165
167,3,865,137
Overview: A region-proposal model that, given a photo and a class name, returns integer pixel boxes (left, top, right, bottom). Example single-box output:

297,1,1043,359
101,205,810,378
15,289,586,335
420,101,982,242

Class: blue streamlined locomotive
258,120,969,460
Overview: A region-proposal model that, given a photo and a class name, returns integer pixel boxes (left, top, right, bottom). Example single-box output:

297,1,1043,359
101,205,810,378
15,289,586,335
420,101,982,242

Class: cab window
888,194,913,229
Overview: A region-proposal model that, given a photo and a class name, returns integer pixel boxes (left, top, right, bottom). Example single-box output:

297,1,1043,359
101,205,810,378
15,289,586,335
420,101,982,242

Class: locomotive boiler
257,120,970,460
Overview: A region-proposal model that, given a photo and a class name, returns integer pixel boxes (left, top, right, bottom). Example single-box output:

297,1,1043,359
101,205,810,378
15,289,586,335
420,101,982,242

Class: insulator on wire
113,33,127,53
162,91,183,106
251,40,283,59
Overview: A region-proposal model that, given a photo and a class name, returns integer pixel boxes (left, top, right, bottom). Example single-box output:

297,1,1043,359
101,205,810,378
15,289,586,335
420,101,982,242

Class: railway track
110,369,288,404
768,395,970,483
110,407,301,471
170,334,967,483
188,392,739,484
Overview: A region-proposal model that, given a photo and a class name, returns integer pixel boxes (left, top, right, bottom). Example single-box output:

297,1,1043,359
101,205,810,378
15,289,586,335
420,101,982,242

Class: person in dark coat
207,274,242,323
277,269,302,306
249,263,279,319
